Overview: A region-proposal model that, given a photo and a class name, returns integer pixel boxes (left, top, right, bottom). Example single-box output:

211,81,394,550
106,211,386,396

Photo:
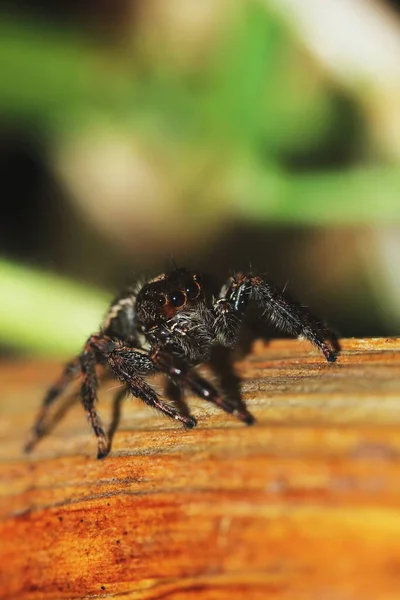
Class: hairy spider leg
107,386,128,447
85,334,197,458
164,378,195,423
152,351,254,425
108,350,196,426
186,368,254,424
222,274,340,363
165,378,184,405
209,345,253,423
80,342,109,459
25,357,80,452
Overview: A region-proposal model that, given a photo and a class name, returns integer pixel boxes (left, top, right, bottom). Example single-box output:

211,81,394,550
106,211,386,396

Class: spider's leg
212,291,243,348
208,345,251,418
105,386,128,455
165,378,183,403
182,366,254,425
106,344,197,431
227,273,340,363
25,357,80,452
153,351,254,425
164,378,193,421
80,336,110,459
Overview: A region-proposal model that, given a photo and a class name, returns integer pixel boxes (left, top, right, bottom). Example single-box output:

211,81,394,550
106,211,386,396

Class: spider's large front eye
168,291,186,307
157,295,167,306
185,281,200,300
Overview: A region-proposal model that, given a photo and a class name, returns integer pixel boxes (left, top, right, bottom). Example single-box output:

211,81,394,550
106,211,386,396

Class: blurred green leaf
205,1,277,150
231,164,400,223
0,4,337,155
0,16,134,129
0,259,108,357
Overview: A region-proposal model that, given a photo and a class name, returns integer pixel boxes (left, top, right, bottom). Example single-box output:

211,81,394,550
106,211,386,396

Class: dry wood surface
1,337,400,600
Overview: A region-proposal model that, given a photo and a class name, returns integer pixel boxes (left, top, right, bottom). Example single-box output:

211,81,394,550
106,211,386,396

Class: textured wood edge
1,337,400,599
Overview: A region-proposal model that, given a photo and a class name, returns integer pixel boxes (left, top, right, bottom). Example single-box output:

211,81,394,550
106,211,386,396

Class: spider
26,268,340,459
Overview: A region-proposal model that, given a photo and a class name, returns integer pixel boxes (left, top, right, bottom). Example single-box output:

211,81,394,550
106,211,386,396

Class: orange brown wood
1,338,400,599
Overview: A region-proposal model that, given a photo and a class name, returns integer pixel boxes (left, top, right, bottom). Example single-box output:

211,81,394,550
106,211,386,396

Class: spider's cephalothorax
26,267,340,458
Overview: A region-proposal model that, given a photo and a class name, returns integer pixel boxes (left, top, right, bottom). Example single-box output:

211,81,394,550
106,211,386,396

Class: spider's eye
168,291,186,307
157,295,167,306
185,281,200,300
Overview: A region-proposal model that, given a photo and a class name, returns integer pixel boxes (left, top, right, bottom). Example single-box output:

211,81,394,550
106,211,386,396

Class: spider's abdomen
102,295,138,343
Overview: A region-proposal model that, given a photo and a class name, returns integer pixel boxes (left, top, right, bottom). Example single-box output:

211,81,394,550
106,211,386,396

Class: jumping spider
26,268,340,458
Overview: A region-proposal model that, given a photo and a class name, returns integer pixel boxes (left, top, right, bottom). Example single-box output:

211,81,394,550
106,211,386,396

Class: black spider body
26,268,340,458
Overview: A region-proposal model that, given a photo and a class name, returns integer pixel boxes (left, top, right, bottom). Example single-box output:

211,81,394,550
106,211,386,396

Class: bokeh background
1,0,400,358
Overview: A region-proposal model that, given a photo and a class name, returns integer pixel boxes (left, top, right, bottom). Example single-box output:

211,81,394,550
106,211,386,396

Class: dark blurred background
1,0,400,357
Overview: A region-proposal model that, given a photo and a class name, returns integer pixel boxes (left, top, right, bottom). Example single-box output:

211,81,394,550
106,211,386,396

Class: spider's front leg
107,343,197,430
218,273,340,362
86,334,197,458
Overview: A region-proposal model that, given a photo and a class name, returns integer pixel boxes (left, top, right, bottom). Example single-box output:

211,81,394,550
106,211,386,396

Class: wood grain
1,338,400,600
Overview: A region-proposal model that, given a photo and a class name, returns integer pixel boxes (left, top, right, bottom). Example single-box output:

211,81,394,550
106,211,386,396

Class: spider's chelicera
26,268,340,458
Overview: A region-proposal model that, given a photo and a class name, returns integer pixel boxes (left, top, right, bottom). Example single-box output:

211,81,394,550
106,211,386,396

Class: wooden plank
1,338,400,599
